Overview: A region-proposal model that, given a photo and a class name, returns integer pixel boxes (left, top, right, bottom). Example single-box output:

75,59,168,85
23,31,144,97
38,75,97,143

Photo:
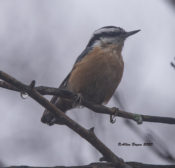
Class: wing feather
47,46,92,106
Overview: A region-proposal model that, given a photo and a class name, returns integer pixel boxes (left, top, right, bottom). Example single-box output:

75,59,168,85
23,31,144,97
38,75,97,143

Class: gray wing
74,46,92,64
49,46,92,105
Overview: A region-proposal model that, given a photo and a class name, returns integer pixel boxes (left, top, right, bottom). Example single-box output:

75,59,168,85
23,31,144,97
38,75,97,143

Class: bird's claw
48,117,57,126
73,93,84,107
41,112,65,126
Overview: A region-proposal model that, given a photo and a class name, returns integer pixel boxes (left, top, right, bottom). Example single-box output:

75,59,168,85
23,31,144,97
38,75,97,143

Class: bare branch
127,161,175,168
113,94,175,163
1,71,175,167
1,78,175,125
2,162,175,168
0,71,127,167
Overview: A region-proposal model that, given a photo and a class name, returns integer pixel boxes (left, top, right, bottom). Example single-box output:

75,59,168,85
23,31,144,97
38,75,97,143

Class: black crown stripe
87,31,124,47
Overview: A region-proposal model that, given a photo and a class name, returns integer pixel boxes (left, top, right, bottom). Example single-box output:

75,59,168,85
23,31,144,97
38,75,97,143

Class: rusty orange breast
67,46,124,104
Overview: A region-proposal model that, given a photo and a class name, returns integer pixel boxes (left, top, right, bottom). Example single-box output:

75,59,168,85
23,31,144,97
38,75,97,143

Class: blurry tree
0,160,5,168
168,0,175,7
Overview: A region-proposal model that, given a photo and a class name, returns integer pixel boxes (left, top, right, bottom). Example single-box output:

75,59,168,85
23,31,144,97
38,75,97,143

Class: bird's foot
73,93,84,107
41,112,65,125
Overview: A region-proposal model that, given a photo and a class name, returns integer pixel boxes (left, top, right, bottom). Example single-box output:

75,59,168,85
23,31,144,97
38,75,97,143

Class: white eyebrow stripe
94,28,117,35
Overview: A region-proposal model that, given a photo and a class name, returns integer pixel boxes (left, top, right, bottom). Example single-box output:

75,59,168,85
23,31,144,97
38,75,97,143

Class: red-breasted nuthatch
41,26,140,125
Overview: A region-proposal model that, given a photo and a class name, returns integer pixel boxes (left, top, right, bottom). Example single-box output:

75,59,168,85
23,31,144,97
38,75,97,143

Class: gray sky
0,0,175,166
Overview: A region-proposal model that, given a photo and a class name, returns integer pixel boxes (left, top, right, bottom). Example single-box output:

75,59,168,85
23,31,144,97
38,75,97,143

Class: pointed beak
123,29,141,38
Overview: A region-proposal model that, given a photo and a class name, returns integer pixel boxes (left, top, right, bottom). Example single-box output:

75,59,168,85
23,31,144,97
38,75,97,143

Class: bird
41,26,140,125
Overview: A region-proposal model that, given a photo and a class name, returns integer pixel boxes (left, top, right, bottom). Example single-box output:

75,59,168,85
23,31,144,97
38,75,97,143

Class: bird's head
87,26,140,48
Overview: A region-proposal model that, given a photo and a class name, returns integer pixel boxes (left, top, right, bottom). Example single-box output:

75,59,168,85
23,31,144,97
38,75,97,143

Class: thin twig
1,70,175,167
0,71,127,167
113,94,175,163
1,79,175,125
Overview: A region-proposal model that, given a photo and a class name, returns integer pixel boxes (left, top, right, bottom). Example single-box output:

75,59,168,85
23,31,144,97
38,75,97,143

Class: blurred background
0,0,175,167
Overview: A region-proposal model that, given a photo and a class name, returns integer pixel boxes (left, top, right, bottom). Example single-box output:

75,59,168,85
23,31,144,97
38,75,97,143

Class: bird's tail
41,96,73,125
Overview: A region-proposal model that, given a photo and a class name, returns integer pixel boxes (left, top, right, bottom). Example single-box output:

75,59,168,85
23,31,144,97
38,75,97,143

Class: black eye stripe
87,31,124,47
86,26,126,47
97,31,124,37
